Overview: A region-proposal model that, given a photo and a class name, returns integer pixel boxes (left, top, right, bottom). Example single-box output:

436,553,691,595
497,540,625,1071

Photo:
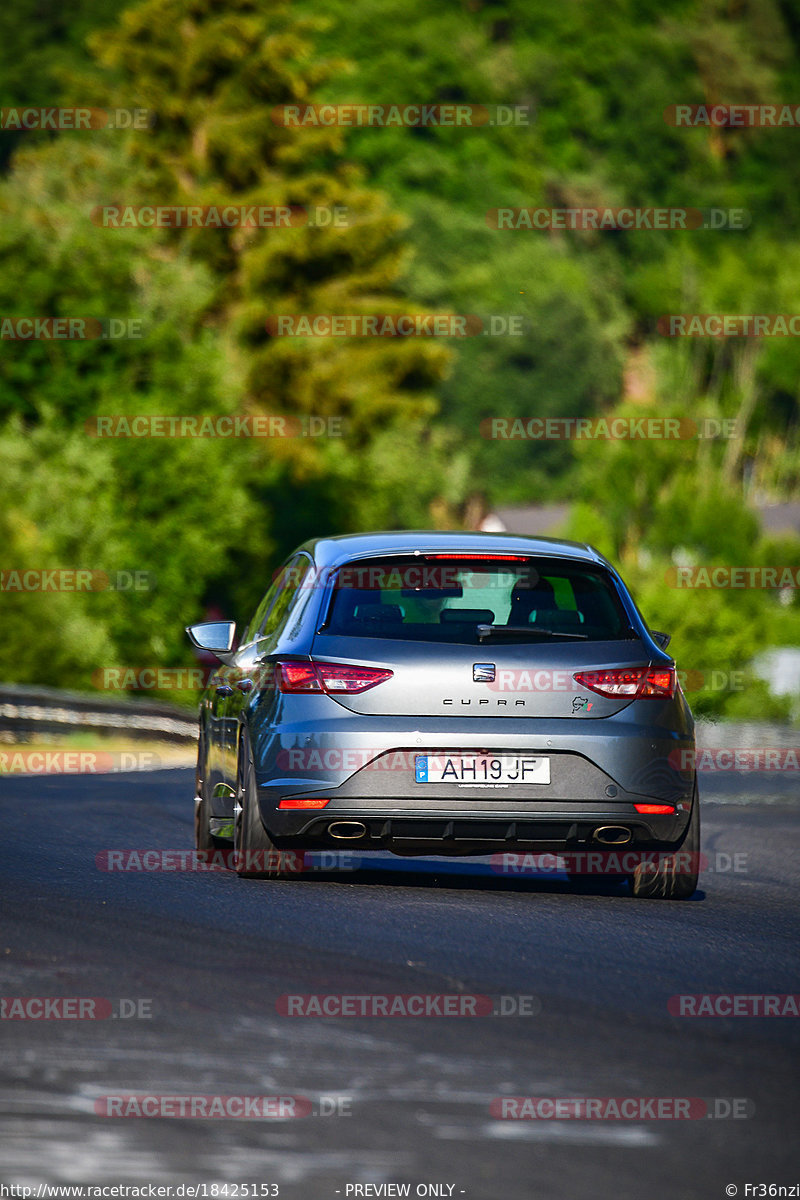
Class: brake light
634,803,676,814
426,554,529,561
573,666,676,699
277,661,393,694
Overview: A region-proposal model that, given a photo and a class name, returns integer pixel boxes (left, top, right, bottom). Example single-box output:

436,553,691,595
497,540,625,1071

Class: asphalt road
1,768,799,1199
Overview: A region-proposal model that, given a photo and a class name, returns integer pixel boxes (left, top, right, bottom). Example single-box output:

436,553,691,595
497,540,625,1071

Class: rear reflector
634,803,676,814
278,798,330,809
278,660,393,694
573,666,676,699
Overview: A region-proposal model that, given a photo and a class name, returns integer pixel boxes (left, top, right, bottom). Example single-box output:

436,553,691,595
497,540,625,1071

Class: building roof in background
753,501,800,536
480,504,570,536
480,501,800,538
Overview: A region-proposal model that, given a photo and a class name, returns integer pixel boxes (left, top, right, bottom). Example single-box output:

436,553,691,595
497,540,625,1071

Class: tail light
634,803,676,814
573,666,676,699
277,660,393,694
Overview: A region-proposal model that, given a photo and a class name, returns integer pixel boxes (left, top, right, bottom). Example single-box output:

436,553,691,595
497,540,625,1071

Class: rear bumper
264,808,692,855
249,711,695,853
260,748,693,849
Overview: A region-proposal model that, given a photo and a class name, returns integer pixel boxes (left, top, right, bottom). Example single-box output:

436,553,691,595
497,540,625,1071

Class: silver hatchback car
188,531,699,898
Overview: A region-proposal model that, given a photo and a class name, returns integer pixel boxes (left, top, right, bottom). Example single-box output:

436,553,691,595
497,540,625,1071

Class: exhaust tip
328,820,367,840
594,825,632,846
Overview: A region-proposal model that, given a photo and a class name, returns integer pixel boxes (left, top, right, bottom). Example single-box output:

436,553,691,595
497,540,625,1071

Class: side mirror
186,621,237,663
650,629,671,650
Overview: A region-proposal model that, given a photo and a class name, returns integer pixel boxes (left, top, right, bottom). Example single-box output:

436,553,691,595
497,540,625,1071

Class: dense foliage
0,0,798,715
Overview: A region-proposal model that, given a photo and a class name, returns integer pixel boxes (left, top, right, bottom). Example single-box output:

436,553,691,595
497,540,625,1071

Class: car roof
298,530,611,571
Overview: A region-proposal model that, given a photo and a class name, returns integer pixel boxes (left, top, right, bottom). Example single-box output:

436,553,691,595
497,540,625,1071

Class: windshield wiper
476,624,589,642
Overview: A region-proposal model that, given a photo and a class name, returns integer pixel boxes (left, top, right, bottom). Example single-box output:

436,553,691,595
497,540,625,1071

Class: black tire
194,792,214,852
234,729,304,880
194,730,213,852
628,785,700,900
194,729,227,853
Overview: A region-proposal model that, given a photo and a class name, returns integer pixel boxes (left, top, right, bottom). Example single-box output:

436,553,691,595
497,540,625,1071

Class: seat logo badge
473,663,496,683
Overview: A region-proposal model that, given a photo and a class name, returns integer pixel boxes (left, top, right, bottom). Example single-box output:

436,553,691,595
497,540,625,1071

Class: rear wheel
234,729,304,880
193,730,221,853
194,794,214,852
628,786,700,900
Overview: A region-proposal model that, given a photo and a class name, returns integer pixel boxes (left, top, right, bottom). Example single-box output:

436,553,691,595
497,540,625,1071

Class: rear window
318,556,631,643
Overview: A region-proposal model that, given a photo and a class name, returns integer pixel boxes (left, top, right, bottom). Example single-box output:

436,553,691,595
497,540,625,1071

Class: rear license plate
414,754,550,785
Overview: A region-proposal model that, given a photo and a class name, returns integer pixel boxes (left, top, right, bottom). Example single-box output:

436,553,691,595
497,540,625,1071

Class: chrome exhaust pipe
328,821,367,840
594,826,632,845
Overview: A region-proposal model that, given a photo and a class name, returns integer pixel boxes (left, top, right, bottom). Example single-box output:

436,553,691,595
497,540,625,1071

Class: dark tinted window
319,557,630,643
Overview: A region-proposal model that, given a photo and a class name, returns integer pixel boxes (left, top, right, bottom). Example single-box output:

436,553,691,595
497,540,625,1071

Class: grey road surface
1,769,798,1199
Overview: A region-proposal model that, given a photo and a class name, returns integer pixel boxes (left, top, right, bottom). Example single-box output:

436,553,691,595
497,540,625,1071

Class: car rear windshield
317,556,632,643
